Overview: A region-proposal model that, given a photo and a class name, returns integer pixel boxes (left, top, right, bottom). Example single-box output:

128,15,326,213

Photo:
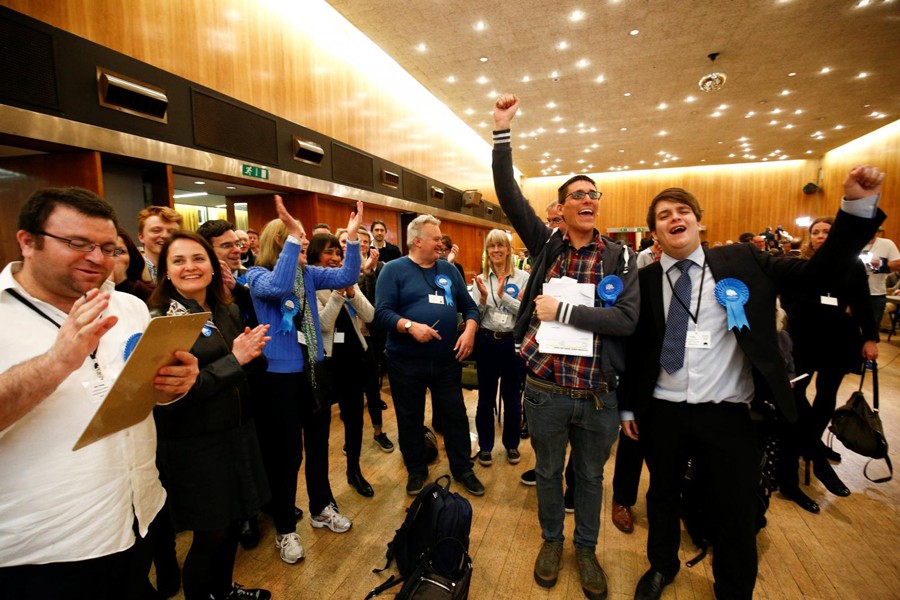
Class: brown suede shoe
611,502,634,533
575,548,609,600
533,540,563,588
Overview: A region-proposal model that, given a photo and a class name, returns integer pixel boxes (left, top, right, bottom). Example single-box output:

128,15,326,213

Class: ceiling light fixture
474,21,486,31
558,41,569,50
698,52,727,92
479,56,489,63
630,29,639,35
570,10,585,21
417,43,427,52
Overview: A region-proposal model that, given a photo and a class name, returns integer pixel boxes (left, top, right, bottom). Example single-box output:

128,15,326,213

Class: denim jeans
524,381,619,550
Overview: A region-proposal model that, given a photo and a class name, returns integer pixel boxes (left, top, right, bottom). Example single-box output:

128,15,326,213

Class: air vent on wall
381,169,400,188
0,16,59,110
97,67,167,123
431,186,444,201
485,204,494,216
291,136,324,165
463,190,482,208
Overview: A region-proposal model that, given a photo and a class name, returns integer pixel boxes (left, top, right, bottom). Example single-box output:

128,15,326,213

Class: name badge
820,295,838,306
496,313,510,326
82,378,111,405
685,330,712,349
297,331,307,345
334,331,345,344
428,293,445,305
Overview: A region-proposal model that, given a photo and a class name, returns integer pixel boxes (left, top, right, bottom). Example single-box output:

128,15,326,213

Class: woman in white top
470,229,530,466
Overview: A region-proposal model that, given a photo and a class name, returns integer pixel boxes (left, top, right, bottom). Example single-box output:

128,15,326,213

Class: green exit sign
242,164,269,180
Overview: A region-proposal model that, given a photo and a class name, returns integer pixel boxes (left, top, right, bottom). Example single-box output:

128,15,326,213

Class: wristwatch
404,320,413,332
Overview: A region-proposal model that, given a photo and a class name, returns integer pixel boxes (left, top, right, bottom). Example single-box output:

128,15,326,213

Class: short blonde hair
482,229,515,279
255,218,302,270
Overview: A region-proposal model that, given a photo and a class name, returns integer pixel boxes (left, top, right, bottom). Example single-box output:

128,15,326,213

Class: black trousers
612,428,644,506
641,399,759,600
0,548,130,600
256,371,335,533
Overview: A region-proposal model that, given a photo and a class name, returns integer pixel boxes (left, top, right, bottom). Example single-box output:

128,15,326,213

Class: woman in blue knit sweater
246,196,363,564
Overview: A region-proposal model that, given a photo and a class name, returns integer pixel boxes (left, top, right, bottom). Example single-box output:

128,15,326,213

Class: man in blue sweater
375,215,483,496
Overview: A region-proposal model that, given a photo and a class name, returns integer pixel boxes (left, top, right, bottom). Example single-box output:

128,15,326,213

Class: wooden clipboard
72,312,210,451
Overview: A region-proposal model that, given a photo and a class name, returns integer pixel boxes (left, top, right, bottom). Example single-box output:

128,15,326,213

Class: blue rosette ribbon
279,294,300,334
597,275,624,306
504,283,520,297
715,278,751,331
435,274,454,307
123,332,142,361
201,321,214,337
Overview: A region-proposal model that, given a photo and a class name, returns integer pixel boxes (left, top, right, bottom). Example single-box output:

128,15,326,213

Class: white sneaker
310,503,352,533
274,532,304,564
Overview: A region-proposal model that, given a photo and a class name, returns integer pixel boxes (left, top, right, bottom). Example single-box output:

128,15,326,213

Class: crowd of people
0,93,889,600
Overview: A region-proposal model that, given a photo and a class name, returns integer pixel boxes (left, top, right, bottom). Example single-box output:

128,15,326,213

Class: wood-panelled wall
522,119,900,246
3,0,496,199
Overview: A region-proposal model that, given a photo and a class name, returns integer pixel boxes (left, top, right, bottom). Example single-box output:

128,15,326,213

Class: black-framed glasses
36,231,124,257
565,190,602,200
215,241,246,251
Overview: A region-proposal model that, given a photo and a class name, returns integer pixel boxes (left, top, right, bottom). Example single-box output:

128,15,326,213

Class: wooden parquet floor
158,341,900,600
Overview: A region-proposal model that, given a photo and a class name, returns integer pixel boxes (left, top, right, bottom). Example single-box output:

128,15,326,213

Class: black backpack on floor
366,475,473,599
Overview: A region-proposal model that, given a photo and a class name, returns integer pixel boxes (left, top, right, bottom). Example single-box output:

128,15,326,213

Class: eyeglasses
565,190,602,200
36,231,124,257
547,216,564,225
214,241,246,250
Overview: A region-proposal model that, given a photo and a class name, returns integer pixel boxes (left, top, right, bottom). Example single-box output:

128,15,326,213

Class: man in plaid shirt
492,94,639,600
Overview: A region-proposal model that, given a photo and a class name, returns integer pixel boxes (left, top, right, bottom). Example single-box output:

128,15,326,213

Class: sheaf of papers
536,277,594,356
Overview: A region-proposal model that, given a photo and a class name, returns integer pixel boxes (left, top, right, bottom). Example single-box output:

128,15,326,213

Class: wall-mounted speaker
291,136,324,165
381,169,400,188
97,67,168,123
463,189,482,208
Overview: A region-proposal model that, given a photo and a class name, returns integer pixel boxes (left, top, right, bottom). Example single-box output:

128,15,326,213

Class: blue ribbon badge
279,294,300,334
123,332,142,361
715,278,751,331
435,274,454,307
201,321,214,337
504,283,520,298
597,275,624,306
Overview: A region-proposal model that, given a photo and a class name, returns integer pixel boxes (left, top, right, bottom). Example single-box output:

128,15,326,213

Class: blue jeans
387,354,474,479
524,381,620,550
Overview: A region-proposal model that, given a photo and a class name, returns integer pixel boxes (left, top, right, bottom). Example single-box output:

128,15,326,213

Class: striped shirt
520,231,606,388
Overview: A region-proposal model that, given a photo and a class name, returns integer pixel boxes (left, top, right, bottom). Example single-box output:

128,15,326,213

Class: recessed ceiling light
558,41,569,50
729,153,736,158
478,122,487,128
591,143,599,148
550,70,559,79
519,144,528,150
717,104,728,110
769,120,779,125
658,130,667,136
417,43,427,52
685,95,696,103
658,102,668,109
474,21,486,31
785,124,795,129
858,72,869,78
856,0,871,6
619,149,625,153
745,111,755,118
595,74,605,83
546,101,557,108
522,75,531,83
620,127,628,131
194,181,205,185
772,108,782,114
570,10,585,21
552,116,562,122
820,66,831,74
639,160,645,164
477,76,488,84
479,56,489,63
835,124,845,129
225,186,237,190
794,109,803,114
629,29,639,35
623,92,631,97
576,58,589,68
781,89,791,96
806,150,813,154
788,72,797,77
464,108,474,115
447,75,456,83
711,111,722,117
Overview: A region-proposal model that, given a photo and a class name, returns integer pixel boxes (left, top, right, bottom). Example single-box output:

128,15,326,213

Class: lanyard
414,258,441,293
488,271,510,308
6,288,105,379
664,261,706,325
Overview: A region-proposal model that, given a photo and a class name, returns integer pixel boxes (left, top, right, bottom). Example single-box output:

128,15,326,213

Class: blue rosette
123,332,142,361
597,275,624,306
201,321,214,337
279,294,300,334
504,283,520,297
435,274,454,307
715,278,750,331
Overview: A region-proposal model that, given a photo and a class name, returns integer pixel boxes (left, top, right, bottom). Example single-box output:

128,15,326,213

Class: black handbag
829,362,892,483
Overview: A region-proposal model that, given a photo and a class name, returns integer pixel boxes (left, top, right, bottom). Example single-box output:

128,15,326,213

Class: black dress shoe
238,517,260,549
347,468,374,497
781,487,820,514
635,569,674,600
813,460,851,497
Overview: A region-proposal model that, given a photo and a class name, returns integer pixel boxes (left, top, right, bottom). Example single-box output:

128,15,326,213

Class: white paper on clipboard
72,312,209,451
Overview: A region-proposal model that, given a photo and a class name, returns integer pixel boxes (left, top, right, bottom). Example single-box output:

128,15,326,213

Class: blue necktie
661,260,693,374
